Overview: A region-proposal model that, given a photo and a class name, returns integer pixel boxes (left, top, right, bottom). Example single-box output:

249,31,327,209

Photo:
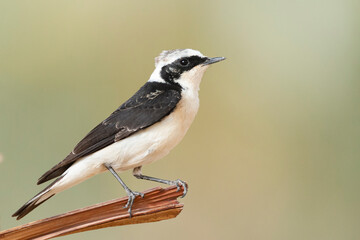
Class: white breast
108,88,199,171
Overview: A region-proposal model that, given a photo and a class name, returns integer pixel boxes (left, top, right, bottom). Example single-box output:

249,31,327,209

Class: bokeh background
0,0,359,239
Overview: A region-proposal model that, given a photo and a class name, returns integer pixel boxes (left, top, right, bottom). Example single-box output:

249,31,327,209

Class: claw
124,191,145,217
173,179,187,198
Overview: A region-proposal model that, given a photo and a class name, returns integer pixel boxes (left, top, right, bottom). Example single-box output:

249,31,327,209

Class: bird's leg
104,164,144,217
133,166,188,198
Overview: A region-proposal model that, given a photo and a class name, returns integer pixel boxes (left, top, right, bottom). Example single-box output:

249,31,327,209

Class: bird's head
149,49,225,91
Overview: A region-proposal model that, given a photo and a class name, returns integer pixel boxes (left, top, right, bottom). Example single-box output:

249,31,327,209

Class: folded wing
37,82,181,184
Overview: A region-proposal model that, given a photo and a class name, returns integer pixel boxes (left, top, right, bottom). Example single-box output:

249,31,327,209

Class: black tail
12,194,56,220
12,176,63,220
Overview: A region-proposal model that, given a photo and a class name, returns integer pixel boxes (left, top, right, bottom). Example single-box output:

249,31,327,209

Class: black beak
202,57,226,66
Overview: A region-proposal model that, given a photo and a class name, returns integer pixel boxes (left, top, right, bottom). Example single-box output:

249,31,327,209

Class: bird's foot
170,179,188,198
124,190,144,217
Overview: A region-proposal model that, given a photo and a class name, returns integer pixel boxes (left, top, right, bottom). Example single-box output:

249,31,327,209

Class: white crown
154,49,204,67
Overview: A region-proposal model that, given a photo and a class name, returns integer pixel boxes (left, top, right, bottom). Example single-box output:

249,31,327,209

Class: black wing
37,82,181,184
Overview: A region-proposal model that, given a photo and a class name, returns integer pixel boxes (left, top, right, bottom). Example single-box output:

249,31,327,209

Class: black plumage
160,56,207,84
37,82,182,184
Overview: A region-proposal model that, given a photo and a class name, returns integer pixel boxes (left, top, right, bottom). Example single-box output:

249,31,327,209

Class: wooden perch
0,185,185,240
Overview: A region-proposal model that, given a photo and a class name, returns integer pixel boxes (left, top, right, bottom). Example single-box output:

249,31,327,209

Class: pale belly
107,109,194,171
68,93,200,177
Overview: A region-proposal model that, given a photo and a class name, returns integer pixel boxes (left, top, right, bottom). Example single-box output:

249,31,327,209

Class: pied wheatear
13,49,225,220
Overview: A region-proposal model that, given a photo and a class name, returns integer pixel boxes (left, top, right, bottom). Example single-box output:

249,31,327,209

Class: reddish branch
0,185,185,240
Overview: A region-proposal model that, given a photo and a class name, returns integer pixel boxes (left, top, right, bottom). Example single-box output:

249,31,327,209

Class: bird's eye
180,59,189,66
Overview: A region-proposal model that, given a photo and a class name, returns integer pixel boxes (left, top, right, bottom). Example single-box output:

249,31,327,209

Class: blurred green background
0,0,359,239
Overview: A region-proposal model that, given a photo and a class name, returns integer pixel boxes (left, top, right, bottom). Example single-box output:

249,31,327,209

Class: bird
12,49,225,220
